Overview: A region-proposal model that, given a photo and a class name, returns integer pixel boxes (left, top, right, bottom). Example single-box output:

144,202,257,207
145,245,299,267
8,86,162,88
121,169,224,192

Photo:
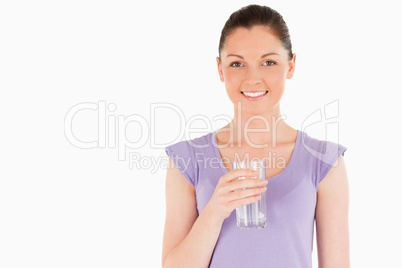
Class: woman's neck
217,109,295,149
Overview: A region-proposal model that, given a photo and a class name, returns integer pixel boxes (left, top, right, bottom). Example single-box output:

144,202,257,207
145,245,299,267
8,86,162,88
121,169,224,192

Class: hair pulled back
218,4,293,61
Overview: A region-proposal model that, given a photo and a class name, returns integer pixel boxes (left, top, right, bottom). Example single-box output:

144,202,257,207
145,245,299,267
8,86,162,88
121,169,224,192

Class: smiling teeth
243,91,267,97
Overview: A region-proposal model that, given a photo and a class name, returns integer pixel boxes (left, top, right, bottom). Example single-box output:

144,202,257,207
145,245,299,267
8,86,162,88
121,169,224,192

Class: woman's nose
244,67,262,86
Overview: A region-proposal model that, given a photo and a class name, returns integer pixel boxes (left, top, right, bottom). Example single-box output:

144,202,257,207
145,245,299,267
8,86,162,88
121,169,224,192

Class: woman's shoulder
297,131,347,190
164,132,216,188
299,130,347,150
164,132,217,165
298,130,347,165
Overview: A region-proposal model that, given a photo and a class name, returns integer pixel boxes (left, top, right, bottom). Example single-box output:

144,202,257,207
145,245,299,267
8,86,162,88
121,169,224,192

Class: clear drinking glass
232,159,267,230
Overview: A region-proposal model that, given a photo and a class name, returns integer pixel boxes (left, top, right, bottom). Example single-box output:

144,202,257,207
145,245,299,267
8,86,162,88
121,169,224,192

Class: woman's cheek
266,69,284,86
225,71,241,86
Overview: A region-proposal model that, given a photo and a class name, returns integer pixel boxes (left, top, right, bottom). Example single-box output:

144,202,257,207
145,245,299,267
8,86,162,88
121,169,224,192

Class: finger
227,194,262,209
228,186,267,201
223,169,259,182
230,179,268,192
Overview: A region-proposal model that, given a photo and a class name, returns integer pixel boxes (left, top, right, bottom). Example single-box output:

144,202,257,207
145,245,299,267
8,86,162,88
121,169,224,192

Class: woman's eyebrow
226,52,279,59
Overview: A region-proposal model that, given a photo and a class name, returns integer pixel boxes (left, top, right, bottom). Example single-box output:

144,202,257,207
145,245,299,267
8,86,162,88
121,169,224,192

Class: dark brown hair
218,4,293,61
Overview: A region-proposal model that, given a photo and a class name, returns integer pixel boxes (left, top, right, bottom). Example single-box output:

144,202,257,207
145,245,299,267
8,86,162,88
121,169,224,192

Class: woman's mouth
241,91,268,101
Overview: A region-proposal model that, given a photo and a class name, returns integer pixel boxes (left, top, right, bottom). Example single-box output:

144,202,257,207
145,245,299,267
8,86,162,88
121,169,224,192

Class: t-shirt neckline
211,129,301,180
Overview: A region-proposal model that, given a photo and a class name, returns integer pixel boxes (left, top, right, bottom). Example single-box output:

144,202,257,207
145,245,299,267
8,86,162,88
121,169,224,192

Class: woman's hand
204,169,268,222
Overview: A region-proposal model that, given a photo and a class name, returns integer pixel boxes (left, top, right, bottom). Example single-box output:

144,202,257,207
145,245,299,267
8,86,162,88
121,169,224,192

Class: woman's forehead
225,26,281,45
222,27,285,57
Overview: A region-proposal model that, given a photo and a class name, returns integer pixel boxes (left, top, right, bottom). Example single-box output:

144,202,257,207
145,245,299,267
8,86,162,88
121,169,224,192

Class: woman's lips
241,91,268,101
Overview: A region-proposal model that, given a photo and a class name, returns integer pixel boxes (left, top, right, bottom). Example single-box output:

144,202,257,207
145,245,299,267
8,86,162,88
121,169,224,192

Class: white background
1,0,401,267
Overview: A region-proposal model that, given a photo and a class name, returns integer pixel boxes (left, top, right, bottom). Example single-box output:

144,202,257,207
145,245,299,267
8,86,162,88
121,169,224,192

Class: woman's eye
263,61,276,66
229,61,275,67
230,62,243,67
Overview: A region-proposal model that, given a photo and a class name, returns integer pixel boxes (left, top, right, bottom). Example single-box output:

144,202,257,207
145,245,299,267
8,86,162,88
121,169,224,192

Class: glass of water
232,159,267,230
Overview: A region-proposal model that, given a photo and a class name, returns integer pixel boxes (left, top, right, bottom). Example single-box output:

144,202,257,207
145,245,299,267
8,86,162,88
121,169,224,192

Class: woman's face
216,25,296,115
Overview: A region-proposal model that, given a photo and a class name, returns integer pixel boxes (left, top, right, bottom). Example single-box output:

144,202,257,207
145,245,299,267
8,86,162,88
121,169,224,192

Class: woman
162,4,350,268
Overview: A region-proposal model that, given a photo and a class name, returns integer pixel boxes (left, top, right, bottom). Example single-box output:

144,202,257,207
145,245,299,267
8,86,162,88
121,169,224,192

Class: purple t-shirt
165,130,347,268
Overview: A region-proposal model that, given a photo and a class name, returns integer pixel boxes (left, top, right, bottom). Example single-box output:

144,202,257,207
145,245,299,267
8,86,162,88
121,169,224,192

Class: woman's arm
161,157,266,267
161,157,224,268
315,155,350,268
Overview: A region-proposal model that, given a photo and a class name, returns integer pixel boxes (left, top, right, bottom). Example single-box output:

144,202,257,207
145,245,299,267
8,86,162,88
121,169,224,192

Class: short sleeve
165,141,198,188
316,140,347,188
